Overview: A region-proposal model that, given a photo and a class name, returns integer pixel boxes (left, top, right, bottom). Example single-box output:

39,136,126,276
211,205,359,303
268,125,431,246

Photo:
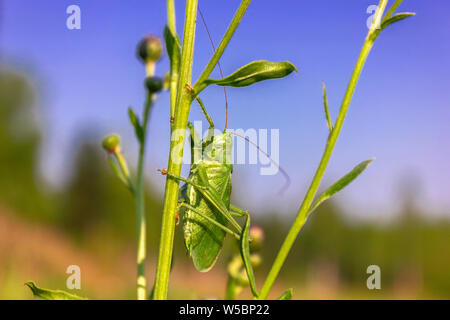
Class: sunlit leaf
277,288,294,300
322,82,333,132
164,25,181,73
381,12,416,30
239,214,259,298
308,159,374,215
203,60,297,88
128,107,143,143
25,281,86,300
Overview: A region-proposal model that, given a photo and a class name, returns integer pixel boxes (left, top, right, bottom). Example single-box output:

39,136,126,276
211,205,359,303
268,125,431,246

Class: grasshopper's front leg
229,204,249,218
158,168,209,192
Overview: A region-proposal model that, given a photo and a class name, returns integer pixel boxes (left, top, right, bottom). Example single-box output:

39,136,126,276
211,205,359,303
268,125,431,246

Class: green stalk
153,0,199,300
193,0,252,94
135,91,154,300
167,0,178,120
258,0,388,300
167,0,176,34
153,0,252,300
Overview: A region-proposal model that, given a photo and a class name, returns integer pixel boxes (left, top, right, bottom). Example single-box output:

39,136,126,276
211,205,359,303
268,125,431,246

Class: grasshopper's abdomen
183,160,232,272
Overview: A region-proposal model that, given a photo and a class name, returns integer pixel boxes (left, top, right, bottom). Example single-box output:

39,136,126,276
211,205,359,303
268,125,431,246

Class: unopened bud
250,253,262,268
137,35,163,64
145,76,164,93
249,225,265,252
102,134,120,153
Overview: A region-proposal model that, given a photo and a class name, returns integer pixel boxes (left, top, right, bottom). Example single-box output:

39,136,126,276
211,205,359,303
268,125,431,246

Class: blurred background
0,0,449,299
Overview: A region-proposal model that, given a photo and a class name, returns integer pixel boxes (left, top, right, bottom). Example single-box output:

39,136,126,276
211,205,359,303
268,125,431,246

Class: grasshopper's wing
183,162,232,272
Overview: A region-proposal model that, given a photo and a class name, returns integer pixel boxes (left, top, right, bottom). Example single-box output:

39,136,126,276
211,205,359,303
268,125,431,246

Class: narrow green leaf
164,25,181,73
203,60,297,88
277,288,294,300
308,159,374,215
107,156,126,184
25,281,86,300
128,107,143,143
322,82,333,132
239,214,259,298
381,12,415,30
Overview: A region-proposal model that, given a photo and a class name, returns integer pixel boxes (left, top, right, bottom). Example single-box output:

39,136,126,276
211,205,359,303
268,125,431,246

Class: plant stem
258,0,388,300
167,0,178,120
167,0,176,34
193,0,252,94
135,92,154,300
153,0,199,300
153,0,252,300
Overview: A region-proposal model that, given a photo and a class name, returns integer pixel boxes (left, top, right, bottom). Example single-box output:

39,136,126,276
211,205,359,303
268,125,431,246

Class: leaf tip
290,62,299,73
24,281,38,295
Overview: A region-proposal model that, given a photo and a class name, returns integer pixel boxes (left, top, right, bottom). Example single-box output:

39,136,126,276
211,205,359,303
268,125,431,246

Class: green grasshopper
160,97,249,272
159,86,263,295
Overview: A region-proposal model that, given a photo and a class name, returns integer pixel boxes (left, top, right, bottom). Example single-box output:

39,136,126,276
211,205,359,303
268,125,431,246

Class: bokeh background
1,0,449,299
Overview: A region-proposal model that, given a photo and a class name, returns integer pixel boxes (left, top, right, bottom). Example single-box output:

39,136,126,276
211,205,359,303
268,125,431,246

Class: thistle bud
250,253,262,268
137,35,163,64
145,76,164,93
102,134,120,154
249,225,265,252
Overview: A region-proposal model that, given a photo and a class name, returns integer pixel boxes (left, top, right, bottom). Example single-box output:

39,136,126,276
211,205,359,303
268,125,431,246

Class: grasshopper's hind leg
178,202,240,241
160,167,244,235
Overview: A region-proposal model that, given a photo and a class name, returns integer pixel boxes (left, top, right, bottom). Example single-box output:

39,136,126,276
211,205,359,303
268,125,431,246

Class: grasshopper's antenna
230,132,291,195
198,6,229,129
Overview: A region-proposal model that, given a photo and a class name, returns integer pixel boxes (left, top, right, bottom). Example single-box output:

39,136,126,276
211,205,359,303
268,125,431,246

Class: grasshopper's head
202,131,233,165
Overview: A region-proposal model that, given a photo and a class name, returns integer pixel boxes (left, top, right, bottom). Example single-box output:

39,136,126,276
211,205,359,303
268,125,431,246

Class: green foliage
128,107,143,143
164,25,181,74
322,82,333,132
239,214,258,298
277,288,293,300
308,159,374,215
203,60,297,88
25,281,85,300
381,12,416,30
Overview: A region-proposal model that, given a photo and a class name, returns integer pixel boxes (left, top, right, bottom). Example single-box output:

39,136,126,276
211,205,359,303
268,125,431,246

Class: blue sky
1,0,449,219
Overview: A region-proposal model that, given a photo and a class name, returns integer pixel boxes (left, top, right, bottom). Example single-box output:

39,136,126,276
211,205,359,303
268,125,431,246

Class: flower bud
249,225,265,252
137,35,163,64
145,76,164,93
250,253,262,268
102,134,120,153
